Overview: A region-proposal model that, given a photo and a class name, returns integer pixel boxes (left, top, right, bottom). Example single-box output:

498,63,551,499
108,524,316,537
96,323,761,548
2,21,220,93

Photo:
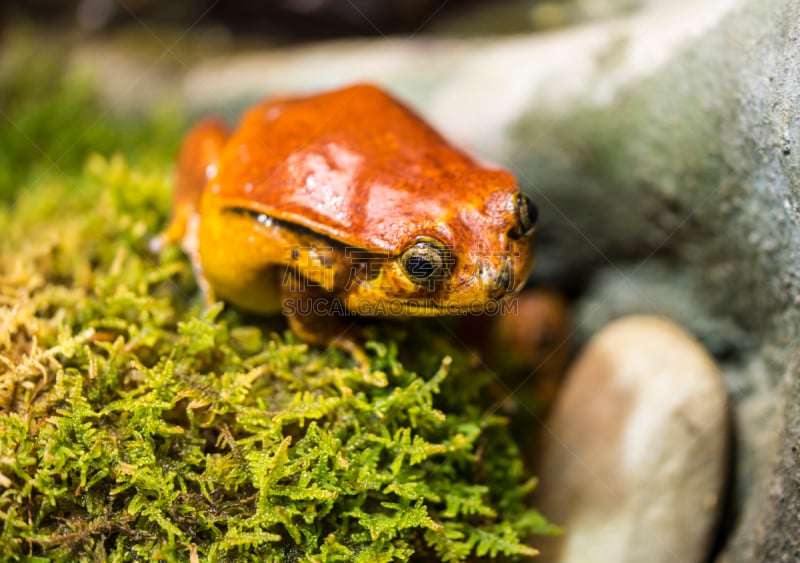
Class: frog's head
341,171,537,317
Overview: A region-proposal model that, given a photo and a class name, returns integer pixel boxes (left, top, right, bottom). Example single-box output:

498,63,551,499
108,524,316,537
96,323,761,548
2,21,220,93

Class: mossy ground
0,35,556,561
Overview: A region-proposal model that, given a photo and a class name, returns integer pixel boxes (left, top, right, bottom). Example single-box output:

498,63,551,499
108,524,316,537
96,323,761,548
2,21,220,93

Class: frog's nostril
489,260,513,300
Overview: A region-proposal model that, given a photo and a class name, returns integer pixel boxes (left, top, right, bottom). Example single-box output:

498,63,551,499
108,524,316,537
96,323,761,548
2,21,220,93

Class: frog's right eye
510,193,538,239
400,239,450,285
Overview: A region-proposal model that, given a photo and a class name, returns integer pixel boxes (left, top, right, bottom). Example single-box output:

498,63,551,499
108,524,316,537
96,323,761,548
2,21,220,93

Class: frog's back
211,83,517,253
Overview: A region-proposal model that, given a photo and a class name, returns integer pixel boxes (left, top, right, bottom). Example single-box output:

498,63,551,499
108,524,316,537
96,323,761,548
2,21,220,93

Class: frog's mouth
389,298,515,317
400,260,525,316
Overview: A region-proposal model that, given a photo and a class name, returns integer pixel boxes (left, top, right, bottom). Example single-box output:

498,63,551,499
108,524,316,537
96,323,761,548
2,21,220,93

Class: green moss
0,38,556,561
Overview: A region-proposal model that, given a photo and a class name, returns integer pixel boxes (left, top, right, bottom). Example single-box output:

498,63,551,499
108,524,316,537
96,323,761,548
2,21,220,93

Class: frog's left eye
400,239,450,285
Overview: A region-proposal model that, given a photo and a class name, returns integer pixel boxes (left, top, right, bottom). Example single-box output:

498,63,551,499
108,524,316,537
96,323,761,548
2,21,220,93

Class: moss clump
0,40,556,562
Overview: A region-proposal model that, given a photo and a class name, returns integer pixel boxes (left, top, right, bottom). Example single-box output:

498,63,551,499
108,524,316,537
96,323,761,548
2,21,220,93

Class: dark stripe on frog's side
222,206,460,300
222,206,384,286
222,206,387,288
222,206,365,255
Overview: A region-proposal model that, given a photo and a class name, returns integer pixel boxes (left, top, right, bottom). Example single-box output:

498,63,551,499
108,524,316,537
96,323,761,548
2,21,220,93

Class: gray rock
572,263,748,358
532,316,729,563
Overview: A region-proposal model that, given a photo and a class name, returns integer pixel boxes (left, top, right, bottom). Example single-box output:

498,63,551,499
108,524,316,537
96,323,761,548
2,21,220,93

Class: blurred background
0,0,607,207
1,0,620,39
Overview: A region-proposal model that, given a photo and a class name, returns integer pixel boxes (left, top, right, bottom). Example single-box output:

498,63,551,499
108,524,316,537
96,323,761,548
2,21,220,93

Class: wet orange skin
156,84,536,355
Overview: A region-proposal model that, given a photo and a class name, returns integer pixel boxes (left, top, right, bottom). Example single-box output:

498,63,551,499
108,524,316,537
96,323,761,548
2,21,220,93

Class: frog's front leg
154,118,229,249
281,271,370,368
152,118,229,306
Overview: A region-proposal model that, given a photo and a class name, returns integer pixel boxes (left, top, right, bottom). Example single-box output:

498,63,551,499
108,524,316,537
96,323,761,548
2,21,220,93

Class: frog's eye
400,239,450,285
511,193,538,239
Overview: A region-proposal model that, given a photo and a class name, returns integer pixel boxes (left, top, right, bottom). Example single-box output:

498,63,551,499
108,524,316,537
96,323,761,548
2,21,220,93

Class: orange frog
155,84,537,358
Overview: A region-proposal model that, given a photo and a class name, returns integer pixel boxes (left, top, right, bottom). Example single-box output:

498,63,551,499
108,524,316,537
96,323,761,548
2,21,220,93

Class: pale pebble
531,315,729,563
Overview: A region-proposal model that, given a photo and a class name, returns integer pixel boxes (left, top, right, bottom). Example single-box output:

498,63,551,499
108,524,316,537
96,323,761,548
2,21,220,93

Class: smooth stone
531,315,729,563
